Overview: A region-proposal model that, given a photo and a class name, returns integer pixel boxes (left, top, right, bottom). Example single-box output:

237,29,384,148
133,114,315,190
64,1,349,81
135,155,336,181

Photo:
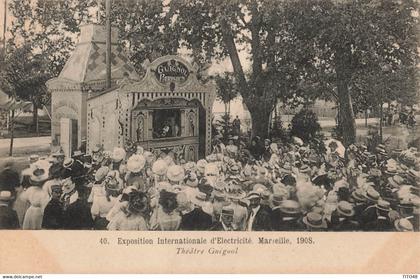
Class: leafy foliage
290,109,322,143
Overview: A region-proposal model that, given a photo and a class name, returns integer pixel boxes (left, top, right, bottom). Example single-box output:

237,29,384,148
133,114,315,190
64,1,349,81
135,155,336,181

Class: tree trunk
335,47,356,146
248,104,271,139
365,109,368,127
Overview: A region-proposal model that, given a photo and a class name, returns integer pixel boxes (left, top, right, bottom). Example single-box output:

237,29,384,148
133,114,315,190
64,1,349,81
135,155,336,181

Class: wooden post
105,0,112,89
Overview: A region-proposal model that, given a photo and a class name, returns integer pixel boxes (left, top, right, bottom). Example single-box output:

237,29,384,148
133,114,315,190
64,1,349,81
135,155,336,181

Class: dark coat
61,199,93,230
271,208,304,231
247,205,273,231
329,211,360,231
0,168,20,195
180,208,213,231
209,221,235,231
360,205,393,231
42,199,63,229
0,205,20,229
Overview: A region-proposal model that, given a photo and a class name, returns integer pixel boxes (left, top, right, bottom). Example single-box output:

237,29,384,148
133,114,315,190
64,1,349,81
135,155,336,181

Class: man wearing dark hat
42,184,63,229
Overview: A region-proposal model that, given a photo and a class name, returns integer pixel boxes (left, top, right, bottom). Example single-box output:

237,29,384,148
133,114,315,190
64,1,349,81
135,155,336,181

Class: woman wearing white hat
125,155,147,192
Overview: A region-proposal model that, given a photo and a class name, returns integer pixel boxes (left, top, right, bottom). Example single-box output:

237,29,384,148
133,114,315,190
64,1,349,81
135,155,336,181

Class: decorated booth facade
87,55,216,161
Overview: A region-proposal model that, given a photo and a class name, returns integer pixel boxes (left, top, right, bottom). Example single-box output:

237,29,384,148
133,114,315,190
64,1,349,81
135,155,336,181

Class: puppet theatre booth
88,56,216,161
47,24,216,161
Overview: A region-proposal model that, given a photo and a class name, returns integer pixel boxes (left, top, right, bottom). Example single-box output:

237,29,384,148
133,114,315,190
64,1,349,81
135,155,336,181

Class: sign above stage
155,59,189,84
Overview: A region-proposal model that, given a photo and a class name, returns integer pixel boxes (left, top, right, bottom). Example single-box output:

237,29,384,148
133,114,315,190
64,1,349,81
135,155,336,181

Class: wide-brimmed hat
279,200,301,214
196,159,207,173
388,175,405,188
299,164,311,174
271,193,284,205
204,163,219,177
112,147,126,162
364,188,380,202
227,163,241,175
191,192,207,207
63,158,74,169
246,191,261,200
61,178,76,194
394,218,414,232
279,163,293,173
185,172,199,187
253,183,267,194
206,154,218,162
167,165,185,182
336,201,355,217
29,154,40,163
95,166,109,182
302,212,327,229
0,191,12,201
184,161,197,172
385,165,398,176
152,159,168,176
104,176,122,192
350,188,366,203
376,199,391,211
226,185,246,200
127,154,146,173
293,137,304,146
30,166,49,185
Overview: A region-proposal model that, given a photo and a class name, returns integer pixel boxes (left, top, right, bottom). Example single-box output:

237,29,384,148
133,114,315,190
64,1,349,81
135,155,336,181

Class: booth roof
57,25,140,84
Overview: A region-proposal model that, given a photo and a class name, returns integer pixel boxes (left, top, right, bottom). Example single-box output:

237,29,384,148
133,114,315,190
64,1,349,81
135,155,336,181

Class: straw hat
364,188,380,202
166,165,185,182
388,175,405,188
336,201,355,217
226,185,246,200
184,161,197,172
303,212,327,229
191,192,207,207
394,218,414,232
63,158,74,169
279,200,301,214
196,159,208,173
152,159,169,176
376,199,391,211
94,166,109,182
127,154,146,173
351,188,367,202
0,191,12,201
111,147,126,162
204,163,219,177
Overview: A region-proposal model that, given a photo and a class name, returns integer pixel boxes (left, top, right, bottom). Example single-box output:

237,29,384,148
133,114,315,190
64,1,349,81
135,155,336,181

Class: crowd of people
0,135,419,231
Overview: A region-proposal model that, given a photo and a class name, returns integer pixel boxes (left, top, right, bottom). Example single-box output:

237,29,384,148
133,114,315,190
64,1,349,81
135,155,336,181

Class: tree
99,0,181,74
4,0,95,132
215,72,238,117
284,0,419,145
170,0,317,139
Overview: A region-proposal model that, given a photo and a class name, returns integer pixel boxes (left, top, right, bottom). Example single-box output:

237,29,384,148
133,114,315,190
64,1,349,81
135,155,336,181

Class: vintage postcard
0,0,419,274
